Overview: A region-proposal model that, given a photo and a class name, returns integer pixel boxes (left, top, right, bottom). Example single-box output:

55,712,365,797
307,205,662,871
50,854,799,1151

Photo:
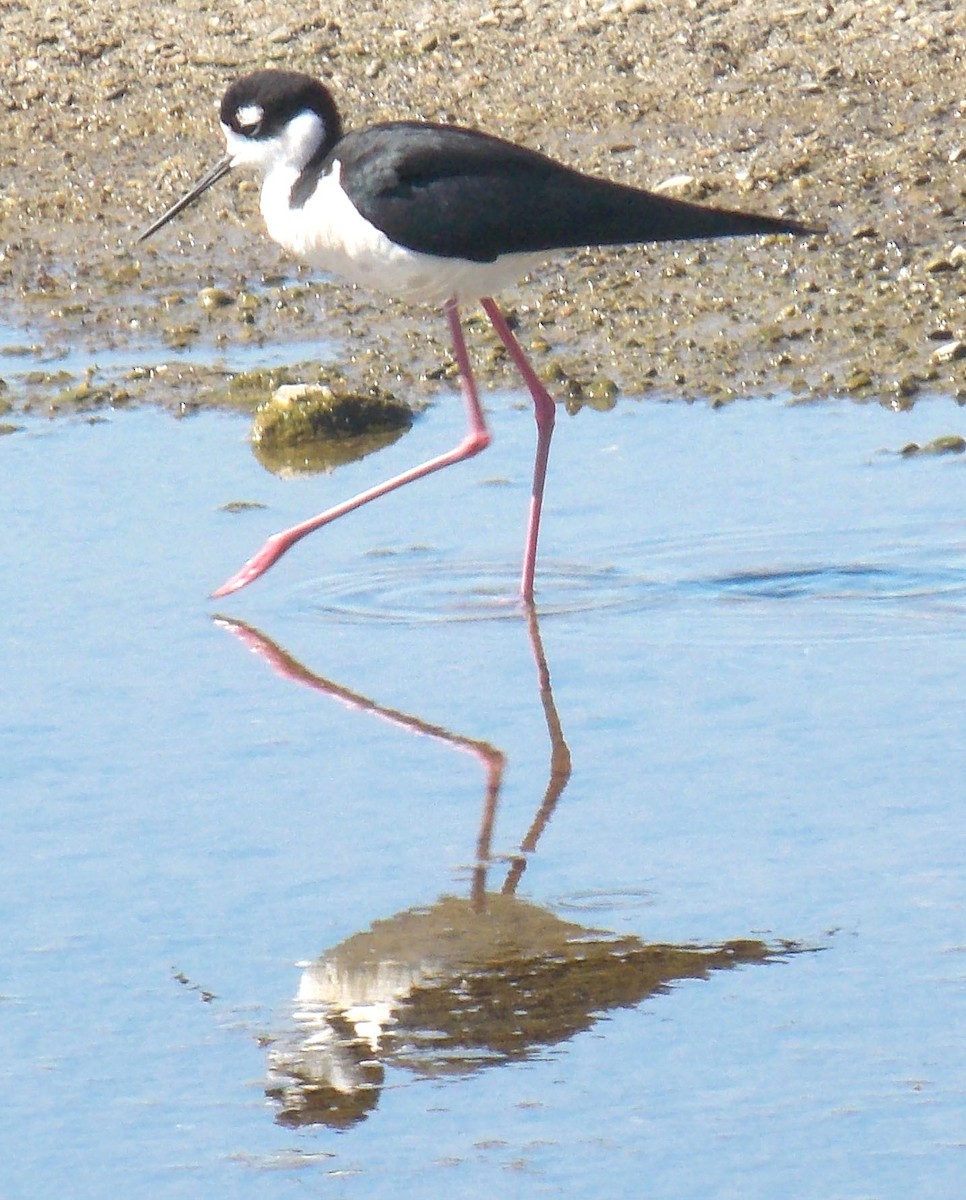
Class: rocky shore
1,0,964,414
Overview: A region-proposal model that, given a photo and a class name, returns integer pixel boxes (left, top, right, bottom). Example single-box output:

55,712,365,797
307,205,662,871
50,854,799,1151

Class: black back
316,122,809,263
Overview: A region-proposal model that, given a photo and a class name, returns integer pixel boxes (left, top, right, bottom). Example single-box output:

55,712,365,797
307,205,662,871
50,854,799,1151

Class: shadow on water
216,610,807,1131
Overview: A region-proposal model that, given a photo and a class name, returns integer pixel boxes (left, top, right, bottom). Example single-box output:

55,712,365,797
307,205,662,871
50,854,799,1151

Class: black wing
328,122,809,263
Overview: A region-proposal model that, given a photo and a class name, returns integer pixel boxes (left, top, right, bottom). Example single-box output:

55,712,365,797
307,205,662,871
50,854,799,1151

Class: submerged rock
898,434,966,457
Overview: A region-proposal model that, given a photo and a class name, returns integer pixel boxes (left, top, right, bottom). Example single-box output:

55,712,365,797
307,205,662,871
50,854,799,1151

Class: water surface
3,388,965,1198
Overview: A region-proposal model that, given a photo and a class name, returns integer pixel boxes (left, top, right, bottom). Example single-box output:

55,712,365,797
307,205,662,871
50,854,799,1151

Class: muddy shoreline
1,0,964,416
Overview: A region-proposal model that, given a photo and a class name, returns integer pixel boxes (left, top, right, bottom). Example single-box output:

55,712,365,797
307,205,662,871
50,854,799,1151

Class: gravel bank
1,0,964,414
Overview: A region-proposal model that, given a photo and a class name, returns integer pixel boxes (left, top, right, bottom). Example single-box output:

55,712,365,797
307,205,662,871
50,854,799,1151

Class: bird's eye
235,103,264,133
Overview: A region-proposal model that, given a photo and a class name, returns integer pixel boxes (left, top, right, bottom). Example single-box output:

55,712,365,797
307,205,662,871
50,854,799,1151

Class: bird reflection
216,610,801,1129
217,605,568,906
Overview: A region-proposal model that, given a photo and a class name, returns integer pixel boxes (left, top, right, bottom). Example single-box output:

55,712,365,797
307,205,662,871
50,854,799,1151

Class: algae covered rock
898,434,966,458
250,382,414,476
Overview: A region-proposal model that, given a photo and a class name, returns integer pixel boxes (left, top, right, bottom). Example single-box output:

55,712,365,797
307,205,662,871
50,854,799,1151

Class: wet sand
1,0,964,412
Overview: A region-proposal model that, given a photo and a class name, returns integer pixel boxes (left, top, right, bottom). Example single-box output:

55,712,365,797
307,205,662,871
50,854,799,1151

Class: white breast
259,160,540,306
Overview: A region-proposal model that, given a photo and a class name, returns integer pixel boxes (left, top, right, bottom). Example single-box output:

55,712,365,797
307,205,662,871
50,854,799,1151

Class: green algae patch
250,382,414,476
226,366,303,409
50,378,132,413
545,361,620,415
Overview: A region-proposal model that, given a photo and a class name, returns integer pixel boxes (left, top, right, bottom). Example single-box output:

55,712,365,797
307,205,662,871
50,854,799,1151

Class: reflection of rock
250,383,413,476
266,892,797,1127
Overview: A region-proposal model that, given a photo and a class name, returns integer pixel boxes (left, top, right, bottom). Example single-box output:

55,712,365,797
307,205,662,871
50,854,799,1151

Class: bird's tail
628,189,814,243
543,170,816,249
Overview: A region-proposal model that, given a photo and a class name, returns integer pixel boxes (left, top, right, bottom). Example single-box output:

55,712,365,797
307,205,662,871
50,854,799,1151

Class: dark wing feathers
331,122,809,262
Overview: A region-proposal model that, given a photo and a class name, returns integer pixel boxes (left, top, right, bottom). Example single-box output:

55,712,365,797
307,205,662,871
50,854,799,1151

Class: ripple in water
294,556,653,624
289,520,966,635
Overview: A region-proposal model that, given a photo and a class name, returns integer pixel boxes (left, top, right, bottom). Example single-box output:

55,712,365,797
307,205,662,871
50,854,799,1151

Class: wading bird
140,70,811,600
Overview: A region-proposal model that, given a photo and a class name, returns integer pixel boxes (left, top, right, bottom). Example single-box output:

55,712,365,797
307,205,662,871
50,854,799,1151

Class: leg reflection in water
215,609,806,1129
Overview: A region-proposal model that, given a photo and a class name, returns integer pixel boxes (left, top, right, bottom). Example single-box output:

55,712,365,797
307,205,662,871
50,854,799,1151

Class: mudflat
1,0,964,411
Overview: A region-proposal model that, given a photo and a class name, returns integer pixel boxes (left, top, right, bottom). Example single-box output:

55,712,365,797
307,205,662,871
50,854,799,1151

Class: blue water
0,323,326,377
2,390,965,1198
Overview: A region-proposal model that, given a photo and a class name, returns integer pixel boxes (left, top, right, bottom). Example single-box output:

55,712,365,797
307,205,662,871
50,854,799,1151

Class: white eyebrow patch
236,103,264,129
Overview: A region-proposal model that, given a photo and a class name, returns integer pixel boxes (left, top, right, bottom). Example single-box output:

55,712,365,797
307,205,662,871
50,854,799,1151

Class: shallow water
3,383,966,1198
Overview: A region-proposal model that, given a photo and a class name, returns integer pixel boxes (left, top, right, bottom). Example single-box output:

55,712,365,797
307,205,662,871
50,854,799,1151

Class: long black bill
137,156,233,242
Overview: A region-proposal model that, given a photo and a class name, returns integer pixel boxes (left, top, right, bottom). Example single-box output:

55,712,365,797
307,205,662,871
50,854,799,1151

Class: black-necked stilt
139,69,813,601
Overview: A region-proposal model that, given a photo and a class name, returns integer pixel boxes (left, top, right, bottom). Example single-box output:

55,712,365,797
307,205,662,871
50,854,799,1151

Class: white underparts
259,159,541,306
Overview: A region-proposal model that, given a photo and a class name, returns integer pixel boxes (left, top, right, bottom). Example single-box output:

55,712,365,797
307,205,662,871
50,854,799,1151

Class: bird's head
138,70,342,242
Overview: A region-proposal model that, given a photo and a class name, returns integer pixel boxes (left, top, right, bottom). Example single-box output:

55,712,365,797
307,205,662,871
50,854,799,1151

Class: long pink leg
211,297,491,598
479,297,556,604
